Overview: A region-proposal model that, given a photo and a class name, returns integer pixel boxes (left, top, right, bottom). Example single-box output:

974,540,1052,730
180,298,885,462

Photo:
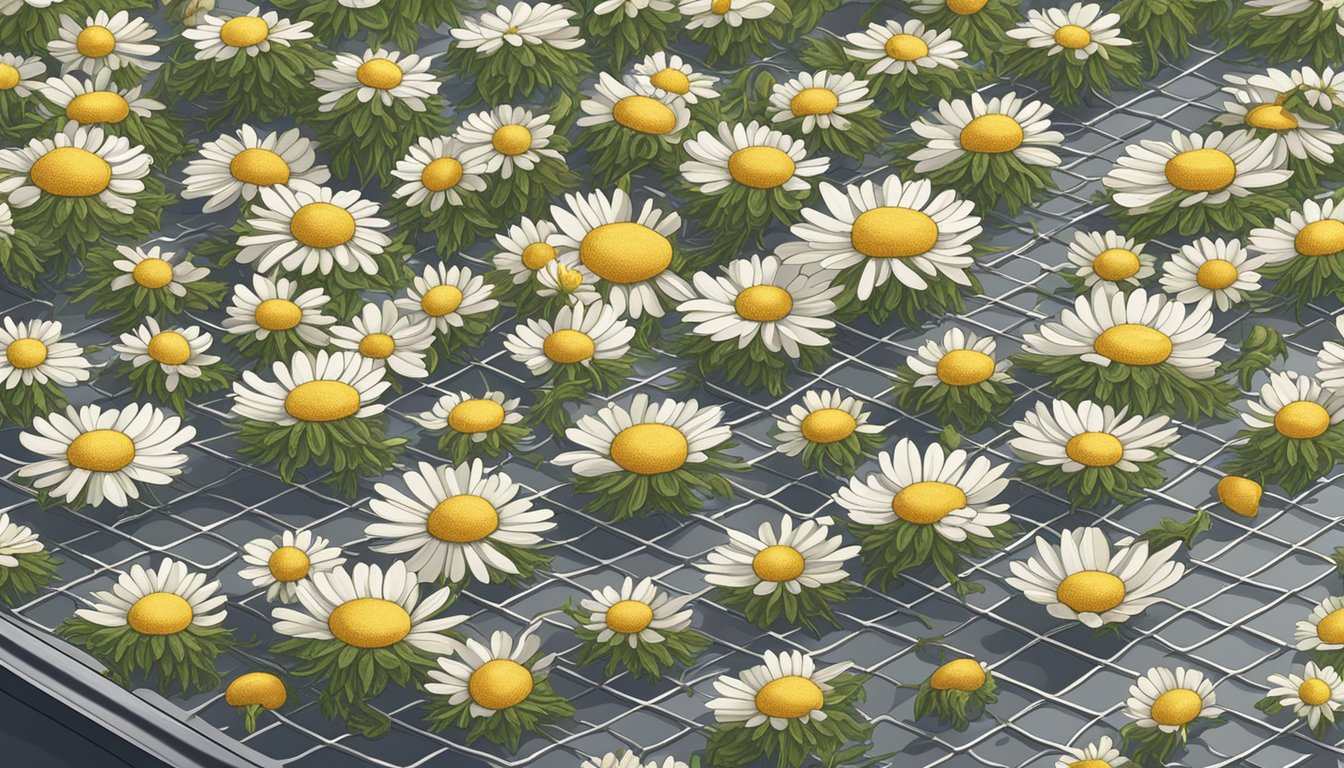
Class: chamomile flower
455,105,564,179
394,263,499,340
0,121,151,215
1226,371,1344,493
773,389,884,476
843,20,967,76
231,349,389,427
680,254,840,357
1278,66,1344,111
450,1,585,56
1159,237,1263,312
19,403,195,508
181,8,313,62
236,182,392,276
577,576,697,649
1065,230,1154,289
411,391,530,463
72,245,218,330
314,49,439,112
492,216,564,286
0,513,42,569
682,0,774,28
1316,317,1344,392
329,300,434,380
1250,198,1344,306
1124,666,1222,733
707,649,851,729
1215,77,1344,164
0,511,56,606
181,125,329,213
894,328,1014,431
535,259,600,306
584,753,689,768
768,71,874,134
222,273,335,352
682,120,830,194
112,318,221,392
631,52,719,103
1264,662,1344,734
0,53,43,97
1006,3,1131,59
38,69,162,125
0,317,91,390
390,136,486,211
578,72,690,142
1053,737,1127,768
1296,595,1344,652
238,530,345,604
504,302,636,377
48,11,160,75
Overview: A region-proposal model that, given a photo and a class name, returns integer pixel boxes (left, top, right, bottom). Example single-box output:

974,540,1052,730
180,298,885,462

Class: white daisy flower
504,302,635,375
1316,317,1344,392
906,328,1012,389
1240,371,1344,440
1006,3,1132,59
313,49,439,112
236,182,392,276
410,391,524,441
554,393,733,477
1006,526,1186,628
1010,398,1178,473
222,273,336,345
1124,666,1222,732
682,120,830,193
579,576,696,647
1266,662,1344,730
327,300,433,379
774,389,882,456
1104,130,1292,212
48,11,159,75
454,105,564,179
390,136,487,211
1215,76,1344,163
535,259,600,306
707,649,851,730
1245,0,1343,15
37,69,163,128
112,319,220,392
493,216,564,284
631,52,719,103
1296,595,1344,651
681,0,774,29
0,53,46,97
678,254,840,357
578,73,691,142
424,627,556,716
1,0,65,12
0,512,43,569
238,530,345,604
768,71,874,133
1159,237,1263,312
19,403,195,507
0,317,91,389
777,174,981,300
1248,197,1344,265
395,263,498,335
366,460,555,584
583,753,688,768
108,245,210,296
1265,66,1344,112
1053,736,1128,768
0,122,151,215
74,559,226,635
1065,230,1153,288
843,20,967,76
699,516,859,596
835,438,1011,541
450,2,584,56
181,125,329,213
231,350,390,426
595,0,676,16
182,8,314,62
909,91,1064,173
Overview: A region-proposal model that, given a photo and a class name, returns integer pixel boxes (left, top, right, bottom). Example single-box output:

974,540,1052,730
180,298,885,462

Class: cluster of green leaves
422,659,575,752
1224,421,1344,495
485,149,580,221
0,379,71,428
1120,717,1222,768
1014,352,1238,422
1017,452,1170,510
20,107,191,167
705,673,875,768
0,550,60,606
833,265,983,327
236,416,408,498
893,143,1056,216
115,355,234,417
1001,37,1144,107
571,449,746,521
681,178,818,253
7,175,174,270
778,423,886,478
850,517,1019,598
532,356,646,433
1136,509,1212,552
1114,0,1222,73
775,0,843,41
72,247,227,329
1225,325,1288,388
1222,1,1344,68
425,308,499,366
785,107,888,162
688,8,795,67
1105,184,1296,241
563,600,710,682
434,418,533,465
446,44,591,113
673,334,831,398
892,365,1013,434
1262,242,1344,310
912,671,998,731
580,120,684,189
272,0,459,51
308,94,449,184
57,618,234,695
0,227,43,290
579,0,680,68
715,580,860,636
387,185,497,261
162,37,332,128
799,35,979,118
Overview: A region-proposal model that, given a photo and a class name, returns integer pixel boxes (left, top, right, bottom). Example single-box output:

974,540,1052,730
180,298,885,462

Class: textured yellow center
469,659,533,710
1070,762,1110,768
356,58,403,89
147,331,192,365
1299,678,1333,706
66,92,130,124
268,546,311,582
800,408,857,443
850,207,939,258
1245,104,1299,131
1164,148,1235,192
492,124,533,155
610,423,689,474
283,381,361,422
1092,248,1140,281
229,148,291,186
5,338,48,369
727,146,796,189
613,95,678,134
327,598,411,648
1295,220,1344,257
1053,24,1092,48
254,298,302,330
131,258,174,288
1150,689,1202,726
754,676,824,719
959,114,1024,153
790,87,839,116
521,242,557,271
734,285,793,321
420,157,463,191
543,329,596,364
225,673,287,710
427,494,499,543
127,592,193,636
710,0,731,13
930,658,985,691
891,481,967,524
752,545,806,582
289,202,356,249
76,26,116,58
0,64,19,90
1065,432,1124,467
946,0,987,14
66,430,135,472
605,599,654,633
1056,571,1126,614
30,146,112,197
1318,609,1344,643
1092,324,1173,366
885,33,929,60
1275,400,1331,439
936,349,994,386
1196,259,1238,289
358,332,396,359
556,264,584,291
579,222,672,283
219,16,270,47
449,399,507,433
1216,475,1262,517
650,68,691,94
421,284,463,316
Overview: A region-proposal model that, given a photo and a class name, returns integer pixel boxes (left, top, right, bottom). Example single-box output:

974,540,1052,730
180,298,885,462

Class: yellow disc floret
885,34,929,61
1299,678,1332,707
5,338,48,369
132,258,175,289
610,423,689,474
492,125,532,156
734,285,794,322
230,148,291,187
754,676,824,719
1216,475,1262,517
1164,149,1236,192
605,599,654,633
420,157,463,191
930,658,985,691
426,494,500,543
1195,259,1238,289
355,58,404,90
851,207,940,259
268,546,311,582
283,381,361,422
1064,432,1124,467
30,147,112,197
790,87,839,117
254,299,302,330
469,659,534,709
1294,220,1344,257
76,26,116,58
1274,400,1331,439
420,284,463,316
752,545,806,582
612,95,678,135
225,672,288,710
799,408,857,444
1092,324,1173,366
1149,688,1202,727
358,333,396,360
147,331,192,365
579,222,672,283
1318,608,1344,644
891,481,967,524
1053,24,1092,49
327,598,412,648
1092,248,1140,282
1245,104,1299,131
66,430,136,472
127,592,193,636
1055,571,1126,614
936,349,994,386
727,146,796,189
448,399,507,434
219,16,270,47
66,92,130,125
959,115,1024,153
543,329,596,364
650,68,691,94
289,202,356,249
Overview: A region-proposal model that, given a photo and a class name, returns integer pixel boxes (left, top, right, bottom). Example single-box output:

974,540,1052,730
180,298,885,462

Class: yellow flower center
1092,324,1173,366
790,87,839,116
1164,148,1236,192
29,146,112,197
959,114,1024,153
1070,762,1111,768
946,0,987,14
283,381,361,422
891,481,967,524
1275,400,1331,439
127,592,193,636
0,64,19,90
752,544,806,582
612,95,678,135
1196,258,1238,289
1064,432,1124,467
1295,220,1344,257
355,58,404,90
1245,104,1299,131
556,264,584,292
1055,570,1126,614
147,331,192,365
850,207,940,259
754,676,824,719
420,284,463,316
1092,248,1140,282
885,33,929,61
605,599,654,633
448,399,507,433
219,16,270,47
131,257,174,288
734,285,794,322
579,222,673,283
426,494,500,543
521,242,557,271
268,546,311,582
5,338,48,369
930,658,985,691
358,332,396,359
229,148,291,186
420,157,463,191
492,124,533,156
289,202,356,249
225,672,287,710
610,423,689,475
254,298,302,331
1150,688,1203,727
1216,475,1262,517
543,329,596,364
66,92,130,125
469,659,533,710
75,25,116,58
650,68,691,94
1053,24,1092,49
936,349,994,386
327,598,411,648
1318,608,1344,643
1299,678,1333,707
727,146,796,189
66,429,136,472
710,0,732,13
799,408,857,443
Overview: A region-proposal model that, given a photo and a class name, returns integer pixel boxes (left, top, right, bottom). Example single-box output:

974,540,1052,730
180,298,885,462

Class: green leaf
1137,509,1212,551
